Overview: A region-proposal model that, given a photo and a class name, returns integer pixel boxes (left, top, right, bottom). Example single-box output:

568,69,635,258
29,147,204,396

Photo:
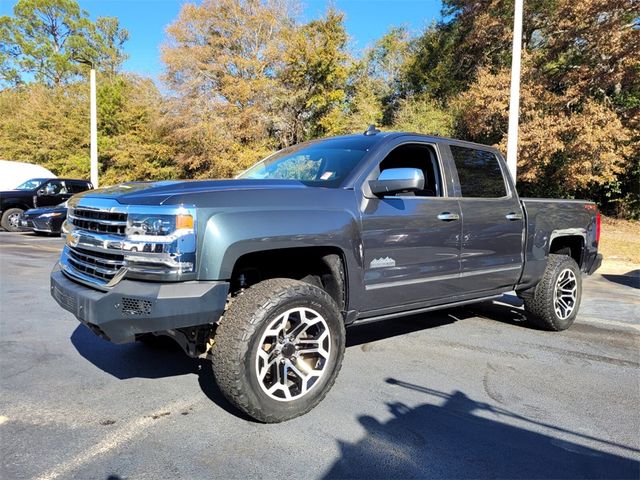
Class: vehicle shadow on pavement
323,378,640,480
346,295,535,347
69,298,536,420
601,270,640,289
345,309,460,347
69,325,254,420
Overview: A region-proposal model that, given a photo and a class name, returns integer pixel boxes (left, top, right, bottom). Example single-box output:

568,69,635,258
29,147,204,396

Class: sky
1,0,443,82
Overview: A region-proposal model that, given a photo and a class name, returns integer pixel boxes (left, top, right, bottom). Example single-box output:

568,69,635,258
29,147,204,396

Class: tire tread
523,254,581,331
212,278,344,423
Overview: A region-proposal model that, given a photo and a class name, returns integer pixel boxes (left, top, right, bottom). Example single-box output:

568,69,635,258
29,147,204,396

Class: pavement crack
482,363,505,405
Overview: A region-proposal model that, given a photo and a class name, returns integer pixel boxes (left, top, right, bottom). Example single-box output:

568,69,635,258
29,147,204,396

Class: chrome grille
68,208,127,235
66,246,125,282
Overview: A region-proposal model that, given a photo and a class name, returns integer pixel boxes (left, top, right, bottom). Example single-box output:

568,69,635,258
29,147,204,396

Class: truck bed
519,198,600,290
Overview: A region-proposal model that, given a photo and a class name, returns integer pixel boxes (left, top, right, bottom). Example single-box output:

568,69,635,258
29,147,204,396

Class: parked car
50,129,602,423
0,178,92,232
20,202,68,235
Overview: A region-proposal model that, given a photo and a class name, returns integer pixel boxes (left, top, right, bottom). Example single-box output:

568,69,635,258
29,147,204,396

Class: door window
42,180,67,195
449,145,506,198
378,143,442,197
67,182,90,194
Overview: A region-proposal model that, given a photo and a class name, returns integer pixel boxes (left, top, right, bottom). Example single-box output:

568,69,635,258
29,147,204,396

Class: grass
599,216,640,266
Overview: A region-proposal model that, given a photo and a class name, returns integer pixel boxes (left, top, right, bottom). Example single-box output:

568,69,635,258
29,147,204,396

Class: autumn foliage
0,0,638,217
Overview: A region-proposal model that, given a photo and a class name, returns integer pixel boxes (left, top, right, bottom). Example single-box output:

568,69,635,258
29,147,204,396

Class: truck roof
327,130,503,155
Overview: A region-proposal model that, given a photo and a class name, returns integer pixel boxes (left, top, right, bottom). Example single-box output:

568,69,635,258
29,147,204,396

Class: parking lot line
33,397,197,480
0,242,61,253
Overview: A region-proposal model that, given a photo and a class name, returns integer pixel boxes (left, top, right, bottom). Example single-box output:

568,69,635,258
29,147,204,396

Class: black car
0,178,92,232
20,202,68,235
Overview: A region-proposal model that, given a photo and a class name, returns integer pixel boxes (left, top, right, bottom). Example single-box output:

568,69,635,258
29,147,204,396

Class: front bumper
21,217,54,232
50,265,229,344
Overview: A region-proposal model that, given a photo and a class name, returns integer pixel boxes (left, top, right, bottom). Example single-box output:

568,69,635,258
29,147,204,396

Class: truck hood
72,179,318,205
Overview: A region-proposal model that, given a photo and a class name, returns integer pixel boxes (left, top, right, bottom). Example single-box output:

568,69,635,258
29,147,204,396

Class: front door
36,180,71,207
359,142,462,311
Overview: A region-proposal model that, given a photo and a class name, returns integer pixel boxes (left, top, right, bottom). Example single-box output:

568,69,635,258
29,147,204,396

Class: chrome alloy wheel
8,212,21,229
553,268,578,320
255,307,331,402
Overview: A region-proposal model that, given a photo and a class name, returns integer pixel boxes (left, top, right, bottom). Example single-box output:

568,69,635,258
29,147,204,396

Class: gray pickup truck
50,130,602,422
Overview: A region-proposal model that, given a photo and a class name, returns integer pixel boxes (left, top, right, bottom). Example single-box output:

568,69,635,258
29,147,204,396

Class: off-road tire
212,278,346,423
1,208,24,232
523,254,582,331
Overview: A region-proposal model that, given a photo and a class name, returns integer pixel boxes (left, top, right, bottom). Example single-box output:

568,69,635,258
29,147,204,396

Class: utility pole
506,0,523,183
90,67,98,188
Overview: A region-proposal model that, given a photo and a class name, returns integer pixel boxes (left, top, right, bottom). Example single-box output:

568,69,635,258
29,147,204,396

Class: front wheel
212,278,345,423
523,254,582,331
1,208,24,232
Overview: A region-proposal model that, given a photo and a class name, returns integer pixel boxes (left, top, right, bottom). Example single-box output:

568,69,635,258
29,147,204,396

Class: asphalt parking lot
1,231,639,480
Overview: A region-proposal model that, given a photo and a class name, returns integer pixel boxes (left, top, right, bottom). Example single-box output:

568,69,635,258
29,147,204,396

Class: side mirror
36,189,45,196
369,168,425,196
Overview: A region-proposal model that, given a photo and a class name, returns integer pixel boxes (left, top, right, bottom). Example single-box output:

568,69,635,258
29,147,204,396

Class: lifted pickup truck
51,130,602,422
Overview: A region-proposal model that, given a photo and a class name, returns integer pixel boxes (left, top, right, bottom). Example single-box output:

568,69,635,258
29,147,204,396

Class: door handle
505,212,523,221
437,212,460,221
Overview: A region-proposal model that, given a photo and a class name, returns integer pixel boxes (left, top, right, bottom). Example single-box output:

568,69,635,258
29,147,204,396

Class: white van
0,160,56,191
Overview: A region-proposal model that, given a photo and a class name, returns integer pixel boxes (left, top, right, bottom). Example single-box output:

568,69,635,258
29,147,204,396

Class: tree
0,82,89,176
391,95,453,137
96,75,178,184
0,0,128,86
162,0,296,178
276,9,349,145
0,75,179,184
341,60,384,134
455,61,630,196
407,0,639,216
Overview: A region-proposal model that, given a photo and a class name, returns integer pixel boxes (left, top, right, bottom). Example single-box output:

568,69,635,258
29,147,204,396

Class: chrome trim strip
60,253,110,292
67,255,122,276
106,266,129,287
68,248,124,266
365,265,522,291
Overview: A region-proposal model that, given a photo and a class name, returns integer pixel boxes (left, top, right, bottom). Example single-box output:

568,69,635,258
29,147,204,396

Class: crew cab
50,130,602,422
0,178,92,232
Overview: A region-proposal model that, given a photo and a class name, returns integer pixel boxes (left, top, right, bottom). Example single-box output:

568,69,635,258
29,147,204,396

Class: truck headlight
125,214,194,238
121,210,197,280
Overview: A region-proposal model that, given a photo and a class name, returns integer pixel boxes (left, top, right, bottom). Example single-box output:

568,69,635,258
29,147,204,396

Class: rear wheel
212,278,345,423
523,254,582,331
1,208,24,232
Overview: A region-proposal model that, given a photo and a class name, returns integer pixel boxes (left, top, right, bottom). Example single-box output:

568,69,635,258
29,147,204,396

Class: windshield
15,178,48,191
238,138,376,187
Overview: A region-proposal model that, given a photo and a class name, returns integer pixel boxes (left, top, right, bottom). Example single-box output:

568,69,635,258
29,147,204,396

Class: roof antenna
364,124,380,136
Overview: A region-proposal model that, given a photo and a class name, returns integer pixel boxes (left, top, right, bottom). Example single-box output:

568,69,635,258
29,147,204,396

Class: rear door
446,144,524,293
67,181,93,194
